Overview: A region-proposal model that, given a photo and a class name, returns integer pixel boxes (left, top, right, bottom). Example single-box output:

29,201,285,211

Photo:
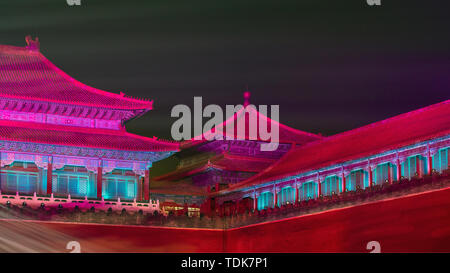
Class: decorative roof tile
182,105,323,148
0,42,153,110
220,99,450,193
0,119,179,152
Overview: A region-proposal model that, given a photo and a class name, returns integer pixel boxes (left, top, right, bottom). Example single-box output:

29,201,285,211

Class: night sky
1,0,449,140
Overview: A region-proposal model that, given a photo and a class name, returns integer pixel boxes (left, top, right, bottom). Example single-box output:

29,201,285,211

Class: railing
0,192,160,214
220,170,450,228
1,171,449,229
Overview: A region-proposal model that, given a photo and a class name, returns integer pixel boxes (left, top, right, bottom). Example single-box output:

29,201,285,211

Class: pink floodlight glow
0,118,179,152
0,42,153,110
184,103,323,147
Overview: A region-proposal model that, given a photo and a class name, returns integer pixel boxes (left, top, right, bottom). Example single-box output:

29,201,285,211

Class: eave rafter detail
0,98,135,122
0,151,154,176
0,139,175,162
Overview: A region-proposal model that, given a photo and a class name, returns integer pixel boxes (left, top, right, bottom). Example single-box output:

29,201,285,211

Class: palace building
210,99,450,215
152,94,449,216
149,93,323,210
149,90,449,217
0,37,449,222
0,37,178,210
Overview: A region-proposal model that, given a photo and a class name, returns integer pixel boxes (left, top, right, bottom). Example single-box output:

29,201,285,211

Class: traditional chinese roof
0,119,179,152
208,153,275,172
0,39,153,115
151,152,274,181
218,99,450,193
150,179,206,196
182,98,322,148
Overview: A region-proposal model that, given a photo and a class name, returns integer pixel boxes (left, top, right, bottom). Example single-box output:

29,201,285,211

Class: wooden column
275,191,278,207
427,152,433,175
388,163,392,183
144,169,150,201
295,185,299,203
97,166,102,199
273,188,278,208
397,158,401,181
368,166,373,187
47,163,53,195
254,194,258,211
416,155,421,177
317,180,321,198
341,173,346,193
137,177,143,201
135,176,142,201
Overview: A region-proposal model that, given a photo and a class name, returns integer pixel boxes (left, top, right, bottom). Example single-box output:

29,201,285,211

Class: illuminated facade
210,100,450,214
149,95,449,217
0,37,178,212
1,37,449,221
149,95,323,209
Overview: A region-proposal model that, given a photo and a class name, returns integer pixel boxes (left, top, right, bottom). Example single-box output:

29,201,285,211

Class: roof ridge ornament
25,35,40,51
243,88,251,107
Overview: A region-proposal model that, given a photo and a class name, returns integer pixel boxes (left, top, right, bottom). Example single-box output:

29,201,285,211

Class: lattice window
346,169,367,191
402,155,427,178
0,171,38,194
433,147,449,173
277,186,295,206
373,163,393,185
53,173,90,197
102,176,137,200
300,181,317,201
257,191,274,210
321,175,341,196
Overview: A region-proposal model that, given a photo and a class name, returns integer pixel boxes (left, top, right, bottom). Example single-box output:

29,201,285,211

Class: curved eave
214,100,450,196
180,107,323,149
0,45,154,111
0,119,180,153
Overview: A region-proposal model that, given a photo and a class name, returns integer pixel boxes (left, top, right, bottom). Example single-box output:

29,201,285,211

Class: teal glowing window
53,174,90,198
346,169,368,191
402,155,427,178
373,163,394,185
257,191,274,210
300,181,317,201
321,175,341,196
102,176,137,200
277,186,295,206
0,170,38,194
433,147,449,172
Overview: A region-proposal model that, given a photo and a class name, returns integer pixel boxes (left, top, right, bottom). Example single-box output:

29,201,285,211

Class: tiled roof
182,105,323,147
220,100,450,192
0,44,153,110
151,152,275,181
0,119,179,152
209,153,275,173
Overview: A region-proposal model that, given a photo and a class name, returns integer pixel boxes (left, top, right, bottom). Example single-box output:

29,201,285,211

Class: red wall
226,187,450,252
40,222,224,252
21,187,450,252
